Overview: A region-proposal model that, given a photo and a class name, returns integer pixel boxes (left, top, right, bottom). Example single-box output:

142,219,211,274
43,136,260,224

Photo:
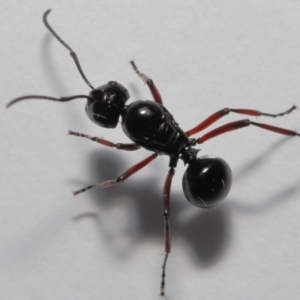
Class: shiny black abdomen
121,100,189,157
182,155,232,208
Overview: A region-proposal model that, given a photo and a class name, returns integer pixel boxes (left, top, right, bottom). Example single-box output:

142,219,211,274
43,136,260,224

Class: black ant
6,9,299,296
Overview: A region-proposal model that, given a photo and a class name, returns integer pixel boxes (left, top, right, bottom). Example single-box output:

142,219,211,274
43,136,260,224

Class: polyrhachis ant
6,9,299,296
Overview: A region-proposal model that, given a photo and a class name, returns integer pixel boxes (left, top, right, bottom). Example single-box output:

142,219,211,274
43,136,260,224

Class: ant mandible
6,9,299,296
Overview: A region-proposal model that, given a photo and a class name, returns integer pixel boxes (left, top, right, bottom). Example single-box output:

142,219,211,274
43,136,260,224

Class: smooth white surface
1,1,300,299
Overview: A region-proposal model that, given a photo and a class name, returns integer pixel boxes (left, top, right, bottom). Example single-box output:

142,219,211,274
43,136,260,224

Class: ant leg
43,10,94,90
160,167,175,296
186,105,297,137
130,60,163,105
196,119,300,144
73,153,158,195
68,130,141,151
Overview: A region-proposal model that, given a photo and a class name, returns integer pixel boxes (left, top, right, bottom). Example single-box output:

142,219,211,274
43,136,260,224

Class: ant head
86,81,130,128
182,155,232,208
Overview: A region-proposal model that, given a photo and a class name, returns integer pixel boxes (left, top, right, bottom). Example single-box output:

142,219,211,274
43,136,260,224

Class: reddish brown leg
73,153,158,195
130,60,163,105
160,167,175,296
186,105,297,137
196,119,300,144
68,130,141,151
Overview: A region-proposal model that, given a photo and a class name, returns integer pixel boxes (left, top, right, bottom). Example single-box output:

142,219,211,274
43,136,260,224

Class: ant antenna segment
43,9,95,90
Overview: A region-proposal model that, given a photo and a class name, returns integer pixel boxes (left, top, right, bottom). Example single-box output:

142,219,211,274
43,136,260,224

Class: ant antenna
6,94,91,108
130,60,149,84
43,9,95,90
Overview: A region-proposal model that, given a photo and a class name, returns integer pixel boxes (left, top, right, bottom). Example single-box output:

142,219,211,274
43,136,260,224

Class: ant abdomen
182,155,232,208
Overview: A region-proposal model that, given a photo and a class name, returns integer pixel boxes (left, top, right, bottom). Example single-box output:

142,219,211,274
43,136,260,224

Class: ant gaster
6,9,299,296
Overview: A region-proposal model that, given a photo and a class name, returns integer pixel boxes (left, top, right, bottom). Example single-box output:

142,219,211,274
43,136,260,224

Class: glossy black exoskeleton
86,81,130,128
182,155,232,207
83,78,233,208
7,9,299,297
122,100,189,156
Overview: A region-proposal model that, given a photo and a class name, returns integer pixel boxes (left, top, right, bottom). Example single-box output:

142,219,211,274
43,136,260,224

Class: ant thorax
122,100,189,157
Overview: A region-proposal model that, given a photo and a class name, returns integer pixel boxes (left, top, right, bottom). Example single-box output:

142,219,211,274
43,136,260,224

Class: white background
1,1,300,300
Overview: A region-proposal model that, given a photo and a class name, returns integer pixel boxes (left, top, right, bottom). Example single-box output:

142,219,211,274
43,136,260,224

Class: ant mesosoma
6,9,299,296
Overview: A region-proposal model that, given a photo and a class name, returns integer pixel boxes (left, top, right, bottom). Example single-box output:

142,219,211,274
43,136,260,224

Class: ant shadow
73,136,300,270
73,149,230,268
40,31,300,270
227,136,300,214
40,29,229,268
